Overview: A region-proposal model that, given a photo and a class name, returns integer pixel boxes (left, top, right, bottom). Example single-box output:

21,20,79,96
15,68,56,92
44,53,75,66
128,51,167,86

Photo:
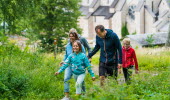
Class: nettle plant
145,34,154,47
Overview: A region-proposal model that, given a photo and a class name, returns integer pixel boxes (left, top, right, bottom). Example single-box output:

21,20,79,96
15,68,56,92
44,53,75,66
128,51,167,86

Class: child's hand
59,61,64,66
118,68,122,74
92,77,95,81
89,58,92,63
55,72,59,75
135,69,139,74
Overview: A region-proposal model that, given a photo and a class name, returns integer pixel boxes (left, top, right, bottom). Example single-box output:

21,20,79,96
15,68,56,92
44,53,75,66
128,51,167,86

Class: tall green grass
137,48,170,71
83,71,170,100
0,43,66,99
0,41,169,99
91,48,170,71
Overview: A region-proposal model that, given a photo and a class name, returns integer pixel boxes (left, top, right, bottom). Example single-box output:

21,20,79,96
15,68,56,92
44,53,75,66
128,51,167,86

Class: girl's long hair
69,32,79,40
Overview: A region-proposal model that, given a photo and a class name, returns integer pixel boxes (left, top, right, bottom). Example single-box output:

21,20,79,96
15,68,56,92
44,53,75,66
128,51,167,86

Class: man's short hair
95,25,105,33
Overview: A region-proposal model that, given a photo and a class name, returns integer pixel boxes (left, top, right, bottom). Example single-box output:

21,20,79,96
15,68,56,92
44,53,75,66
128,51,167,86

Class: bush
0,42,64,99
121,23,129,39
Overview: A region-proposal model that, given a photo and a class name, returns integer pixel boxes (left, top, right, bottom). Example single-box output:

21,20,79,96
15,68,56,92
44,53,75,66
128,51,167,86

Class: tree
27,0,82,51
0,0,82,51
121,22,129,39
0,0,34,34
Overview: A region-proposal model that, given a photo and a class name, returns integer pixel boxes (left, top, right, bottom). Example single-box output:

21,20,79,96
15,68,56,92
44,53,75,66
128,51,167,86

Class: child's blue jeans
73,73,86,94
64,66,86,93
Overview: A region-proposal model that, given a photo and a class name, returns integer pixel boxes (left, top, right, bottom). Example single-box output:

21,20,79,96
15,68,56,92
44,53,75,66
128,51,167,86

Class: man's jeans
64,66,86,93
73,73,85,94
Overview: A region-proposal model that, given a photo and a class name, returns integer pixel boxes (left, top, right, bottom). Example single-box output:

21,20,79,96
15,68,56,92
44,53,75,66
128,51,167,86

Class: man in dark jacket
88,25,122,86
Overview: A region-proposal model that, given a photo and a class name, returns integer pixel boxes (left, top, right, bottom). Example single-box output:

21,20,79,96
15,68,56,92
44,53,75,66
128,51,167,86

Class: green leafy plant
145,34,154,47
121,22,129,39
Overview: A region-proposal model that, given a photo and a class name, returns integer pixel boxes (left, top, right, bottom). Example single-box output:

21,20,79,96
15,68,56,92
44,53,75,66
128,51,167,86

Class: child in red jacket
121,38,139,84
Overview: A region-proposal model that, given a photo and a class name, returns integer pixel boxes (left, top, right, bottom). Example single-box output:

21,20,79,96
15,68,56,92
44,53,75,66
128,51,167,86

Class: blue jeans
64,66,86,93
73,73,85,94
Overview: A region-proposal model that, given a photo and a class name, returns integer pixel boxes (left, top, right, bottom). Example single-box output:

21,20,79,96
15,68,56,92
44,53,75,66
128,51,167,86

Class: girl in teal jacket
55,40,95,96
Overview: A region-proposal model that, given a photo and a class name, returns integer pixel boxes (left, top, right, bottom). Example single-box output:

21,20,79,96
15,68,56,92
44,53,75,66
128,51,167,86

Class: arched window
128,5,136,20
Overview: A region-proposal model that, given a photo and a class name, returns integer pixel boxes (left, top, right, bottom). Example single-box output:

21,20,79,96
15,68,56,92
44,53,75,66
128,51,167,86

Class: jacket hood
105,29,113,38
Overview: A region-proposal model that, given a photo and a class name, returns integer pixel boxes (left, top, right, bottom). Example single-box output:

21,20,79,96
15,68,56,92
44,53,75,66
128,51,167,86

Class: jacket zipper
103,38,108,64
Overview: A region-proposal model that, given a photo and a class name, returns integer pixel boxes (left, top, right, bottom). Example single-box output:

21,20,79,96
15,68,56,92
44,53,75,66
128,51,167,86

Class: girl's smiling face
73,42,80,53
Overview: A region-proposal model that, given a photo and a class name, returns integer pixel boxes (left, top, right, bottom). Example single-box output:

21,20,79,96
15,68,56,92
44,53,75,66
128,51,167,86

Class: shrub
121,22,129,39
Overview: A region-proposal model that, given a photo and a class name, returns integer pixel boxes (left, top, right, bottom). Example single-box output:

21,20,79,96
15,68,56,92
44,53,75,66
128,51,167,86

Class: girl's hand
89,58,92,63
92,77,95,81
135,69,139,74
59,61,64,66
55,72,59,75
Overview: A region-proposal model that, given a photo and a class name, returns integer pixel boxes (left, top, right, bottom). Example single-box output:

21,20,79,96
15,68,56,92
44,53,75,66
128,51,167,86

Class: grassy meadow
0,42,170,100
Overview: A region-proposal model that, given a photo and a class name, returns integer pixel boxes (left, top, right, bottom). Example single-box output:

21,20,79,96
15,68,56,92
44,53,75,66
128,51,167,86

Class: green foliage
34,0,82,51
0,0,82,52
0,0,34,34
79,71,170,100
132,31,137,35
0,32,8,43
145,34,154,47
0,43,64,99
1,41,169,99
138,50,170,71
121,22,129,39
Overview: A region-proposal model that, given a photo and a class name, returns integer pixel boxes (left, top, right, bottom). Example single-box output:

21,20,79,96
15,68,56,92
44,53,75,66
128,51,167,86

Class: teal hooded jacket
58,52,95,77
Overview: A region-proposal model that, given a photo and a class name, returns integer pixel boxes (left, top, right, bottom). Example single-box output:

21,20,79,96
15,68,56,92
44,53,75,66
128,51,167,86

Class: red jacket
122,46,138,70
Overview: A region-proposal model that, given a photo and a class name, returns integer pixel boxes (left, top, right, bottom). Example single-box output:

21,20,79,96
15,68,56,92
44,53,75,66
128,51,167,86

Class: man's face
96,29,106,38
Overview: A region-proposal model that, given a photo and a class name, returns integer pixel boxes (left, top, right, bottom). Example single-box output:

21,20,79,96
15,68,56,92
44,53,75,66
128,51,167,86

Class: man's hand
92,77,95,81
118,68,122,74
118,64,122,74
118,64,122,69
55,72,59,75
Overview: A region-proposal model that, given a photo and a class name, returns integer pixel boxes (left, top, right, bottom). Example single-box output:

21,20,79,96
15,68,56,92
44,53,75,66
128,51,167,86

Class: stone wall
135,7,144,34
145,10,155,33
100,0,114,6
81,0,93,6
78,17,89,38
111,12,122,38
88,16,95,40
159,0,169,14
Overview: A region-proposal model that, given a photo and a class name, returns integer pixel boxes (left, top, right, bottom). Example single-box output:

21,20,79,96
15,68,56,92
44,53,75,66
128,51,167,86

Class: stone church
78,0,170,42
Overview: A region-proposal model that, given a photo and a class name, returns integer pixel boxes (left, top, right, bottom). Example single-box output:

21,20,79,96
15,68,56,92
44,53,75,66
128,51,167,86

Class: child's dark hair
72,40,82,53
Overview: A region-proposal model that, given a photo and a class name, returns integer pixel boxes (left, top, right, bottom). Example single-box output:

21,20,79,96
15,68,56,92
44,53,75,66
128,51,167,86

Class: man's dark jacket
88,29,122,64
